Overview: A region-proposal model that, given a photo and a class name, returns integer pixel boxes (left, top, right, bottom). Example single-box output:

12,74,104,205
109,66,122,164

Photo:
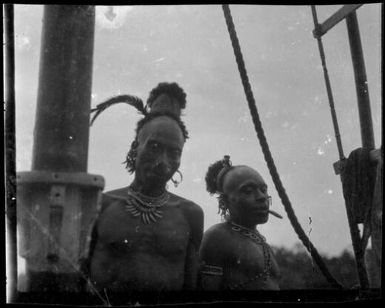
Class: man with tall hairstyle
87,83,204,298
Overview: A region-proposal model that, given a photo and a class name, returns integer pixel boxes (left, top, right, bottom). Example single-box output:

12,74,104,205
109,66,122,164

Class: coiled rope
222,4,343,289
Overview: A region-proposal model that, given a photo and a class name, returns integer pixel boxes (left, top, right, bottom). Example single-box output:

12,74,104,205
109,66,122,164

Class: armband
201,264,224,276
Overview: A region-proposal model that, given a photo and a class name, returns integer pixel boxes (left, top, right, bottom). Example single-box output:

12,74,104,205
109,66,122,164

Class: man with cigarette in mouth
199,155,281,290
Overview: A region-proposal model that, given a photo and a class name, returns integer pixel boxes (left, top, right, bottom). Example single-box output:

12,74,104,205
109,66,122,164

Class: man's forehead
224,166,266,190
138,116,184,142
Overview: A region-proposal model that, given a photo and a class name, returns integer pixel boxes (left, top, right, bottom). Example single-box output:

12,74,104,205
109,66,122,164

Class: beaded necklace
125,186,169,224
228,221,272,290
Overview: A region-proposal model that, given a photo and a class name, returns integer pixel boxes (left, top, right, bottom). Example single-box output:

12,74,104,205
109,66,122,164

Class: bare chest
225,235,280,289
229,239,270,271
97,202,191,258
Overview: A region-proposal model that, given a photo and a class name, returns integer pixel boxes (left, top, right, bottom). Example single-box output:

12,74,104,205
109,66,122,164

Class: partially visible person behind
199,155,281,290
87,82,204,297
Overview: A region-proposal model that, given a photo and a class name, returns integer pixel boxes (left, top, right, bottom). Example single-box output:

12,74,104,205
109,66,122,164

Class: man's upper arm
182,202,204,289
188,203,204,250
182,201,204,250
85,194,112,270
198,229,227,290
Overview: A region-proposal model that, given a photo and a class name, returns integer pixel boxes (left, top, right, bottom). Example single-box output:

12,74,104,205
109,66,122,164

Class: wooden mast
16,5,105,294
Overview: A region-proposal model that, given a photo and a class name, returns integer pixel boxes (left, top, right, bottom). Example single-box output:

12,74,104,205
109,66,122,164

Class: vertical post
16,5,105,298
366,4,383,286
346,11,375,150
32,5,95,172
366,149,383,287
4,3,17,302
345,10,376,290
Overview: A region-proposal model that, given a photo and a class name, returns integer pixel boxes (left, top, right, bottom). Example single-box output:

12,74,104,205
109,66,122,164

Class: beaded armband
201,264,224,276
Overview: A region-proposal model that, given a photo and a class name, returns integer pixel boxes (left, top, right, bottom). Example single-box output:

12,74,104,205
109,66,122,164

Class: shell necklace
125,186,169,224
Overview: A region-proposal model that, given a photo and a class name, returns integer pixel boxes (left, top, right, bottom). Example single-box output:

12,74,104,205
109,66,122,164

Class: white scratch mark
154,57,166,63
317,147,325,155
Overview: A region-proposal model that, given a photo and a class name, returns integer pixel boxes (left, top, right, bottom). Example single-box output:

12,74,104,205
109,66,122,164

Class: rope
310,6,345,161
222,4,343,289
310,6,370,289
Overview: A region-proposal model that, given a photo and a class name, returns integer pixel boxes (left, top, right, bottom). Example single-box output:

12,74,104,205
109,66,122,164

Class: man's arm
198,227,227,290
183,240,200,290
183,202,204,290
80,193,112,288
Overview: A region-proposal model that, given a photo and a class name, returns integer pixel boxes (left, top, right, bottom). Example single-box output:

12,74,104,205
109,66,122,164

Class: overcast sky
14,4,382,258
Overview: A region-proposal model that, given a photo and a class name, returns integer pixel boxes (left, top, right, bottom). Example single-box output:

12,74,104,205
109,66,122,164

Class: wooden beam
4,3,17,303
346,11,375,150
314,4,363,37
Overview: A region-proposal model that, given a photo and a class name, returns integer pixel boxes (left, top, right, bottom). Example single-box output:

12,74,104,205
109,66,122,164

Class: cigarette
269,210,283,219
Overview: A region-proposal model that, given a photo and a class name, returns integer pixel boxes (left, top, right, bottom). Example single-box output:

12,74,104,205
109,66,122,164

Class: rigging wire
222,4,343,289
310,7,345,161
310,5,370,289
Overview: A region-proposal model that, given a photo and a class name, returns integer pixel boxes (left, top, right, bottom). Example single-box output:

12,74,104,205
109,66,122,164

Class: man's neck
229,217,257,230
130,178,167,197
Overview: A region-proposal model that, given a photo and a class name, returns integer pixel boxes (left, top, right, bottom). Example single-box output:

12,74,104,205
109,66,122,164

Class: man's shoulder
168,192,203,245
169,192,203,214
99,187,129,213
203,223,230,240
104,187,129,198
200,223,231,258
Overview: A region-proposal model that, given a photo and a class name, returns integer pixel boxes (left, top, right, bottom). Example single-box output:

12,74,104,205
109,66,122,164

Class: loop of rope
222,4,342,289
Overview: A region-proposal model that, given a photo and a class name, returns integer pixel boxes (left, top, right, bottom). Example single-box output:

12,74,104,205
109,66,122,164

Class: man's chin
254,215,269,225
147,173,170,185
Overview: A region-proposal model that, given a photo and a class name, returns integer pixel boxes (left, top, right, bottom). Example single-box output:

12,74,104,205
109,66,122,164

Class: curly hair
146,82,187,111
205,157,234,217
123,111,189,173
